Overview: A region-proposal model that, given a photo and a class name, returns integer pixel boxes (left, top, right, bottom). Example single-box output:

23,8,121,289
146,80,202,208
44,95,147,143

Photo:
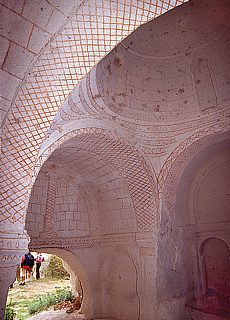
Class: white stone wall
54,180,90,237
26,158,137,239
1,0,230,319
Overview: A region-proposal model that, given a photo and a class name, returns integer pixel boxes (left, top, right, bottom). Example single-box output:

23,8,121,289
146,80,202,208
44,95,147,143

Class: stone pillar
136,234,158,320
0,230,29,318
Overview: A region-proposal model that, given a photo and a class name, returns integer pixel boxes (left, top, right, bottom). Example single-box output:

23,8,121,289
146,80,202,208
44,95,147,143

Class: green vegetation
4,302,16,320
28,287,73,315
6,278,71,320
5,254,71,319
43,255,70,279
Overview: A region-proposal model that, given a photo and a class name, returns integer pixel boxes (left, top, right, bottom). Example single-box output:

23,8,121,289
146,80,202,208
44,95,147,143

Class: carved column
0,230,29,318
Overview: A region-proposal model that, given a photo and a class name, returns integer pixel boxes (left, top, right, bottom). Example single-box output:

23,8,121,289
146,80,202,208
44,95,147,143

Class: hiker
35,252,45,279
20,252,35,285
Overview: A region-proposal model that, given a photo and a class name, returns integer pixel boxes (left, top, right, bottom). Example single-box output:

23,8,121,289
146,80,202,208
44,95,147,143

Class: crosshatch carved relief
1,0,187,227
29,128,159,235
1,0,230,319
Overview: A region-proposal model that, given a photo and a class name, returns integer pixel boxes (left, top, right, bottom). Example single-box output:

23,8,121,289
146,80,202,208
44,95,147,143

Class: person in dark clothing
20,252,35,285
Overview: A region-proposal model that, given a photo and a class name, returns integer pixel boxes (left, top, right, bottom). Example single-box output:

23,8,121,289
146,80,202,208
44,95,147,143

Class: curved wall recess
27,155,137,240
162,130,230,216
157,130,230,319
101,250,140,320
158,123,230,193
32,127,158,233
189,151,230,225
196,237,230,317
26,127,158,319
1,0,187,230
200,237,230,293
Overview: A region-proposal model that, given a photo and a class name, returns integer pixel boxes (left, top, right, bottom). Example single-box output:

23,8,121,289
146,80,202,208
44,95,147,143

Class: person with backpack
20,252,35,285
35,252,45,279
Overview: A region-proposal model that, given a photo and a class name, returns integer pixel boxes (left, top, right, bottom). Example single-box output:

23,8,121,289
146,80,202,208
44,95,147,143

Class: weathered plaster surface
1,0,230,319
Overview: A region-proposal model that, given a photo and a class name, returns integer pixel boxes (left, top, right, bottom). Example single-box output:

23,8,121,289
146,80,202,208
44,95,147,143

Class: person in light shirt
35,253,45,279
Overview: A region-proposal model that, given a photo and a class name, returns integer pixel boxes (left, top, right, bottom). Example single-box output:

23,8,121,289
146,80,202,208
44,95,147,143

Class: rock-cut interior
1,0,230,319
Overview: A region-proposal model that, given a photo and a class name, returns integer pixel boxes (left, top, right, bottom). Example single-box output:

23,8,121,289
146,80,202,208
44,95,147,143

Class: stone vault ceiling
50,0,230,182
96,0,230,122
1,0,187,226
42,129,158,232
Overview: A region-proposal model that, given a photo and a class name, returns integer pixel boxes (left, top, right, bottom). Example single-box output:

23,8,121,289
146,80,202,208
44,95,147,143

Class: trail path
28,310,86,320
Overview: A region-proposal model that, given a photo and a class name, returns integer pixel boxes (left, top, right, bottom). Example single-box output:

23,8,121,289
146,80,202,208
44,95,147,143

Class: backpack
25,253,35,268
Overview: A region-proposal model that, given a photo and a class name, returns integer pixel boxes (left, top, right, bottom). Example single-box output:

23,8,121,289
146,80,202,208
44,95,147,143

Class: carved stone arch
158,124,230,193
160,128,230,217
33,125,158,233
199,237,230,256
30,247,93,318
157,129,230,318
1,0,186,228
198,237,230,316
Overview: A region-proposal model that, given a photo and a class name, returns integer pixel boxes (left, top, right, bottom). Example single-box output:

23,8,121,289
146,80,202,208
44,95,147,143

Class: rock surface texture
1,0,230,319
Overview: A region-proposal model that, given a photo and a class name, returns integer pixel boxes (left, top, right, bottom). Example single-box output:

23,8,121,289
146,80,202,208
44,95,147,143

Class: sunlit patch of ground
7,278,70,320
27,310,86,320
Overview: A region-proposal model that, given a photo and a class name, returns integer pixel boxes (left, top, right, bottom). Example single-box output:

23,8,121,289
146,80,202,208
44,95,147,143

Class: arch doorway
24,127,153,319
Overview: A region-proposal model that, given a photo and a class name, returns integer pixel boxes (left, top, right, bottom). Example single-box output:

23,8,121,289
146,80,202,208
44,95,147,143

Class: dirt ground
8,278,70,299
27,310,86,320
28,312,115,320
7,278,71,319
7,278,115,320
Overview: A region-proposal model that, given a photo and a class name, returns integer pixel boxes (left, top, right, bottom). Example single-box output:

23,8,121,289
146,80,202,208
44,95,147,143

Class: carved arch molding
1,0,187,227
33,127,158,232
162,129,230,216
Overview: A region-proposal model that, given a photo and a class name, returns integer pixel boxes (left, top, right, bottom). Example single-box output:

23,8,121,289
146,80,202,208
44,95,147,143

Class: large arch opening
1,0,230,319
25,128,157,319
157,131,230,319
31,248,90,316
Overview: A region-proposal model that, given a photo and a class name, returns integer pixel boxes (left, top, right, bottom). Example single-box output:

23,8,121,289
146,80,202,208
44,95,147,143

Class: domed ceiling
96,0,230,123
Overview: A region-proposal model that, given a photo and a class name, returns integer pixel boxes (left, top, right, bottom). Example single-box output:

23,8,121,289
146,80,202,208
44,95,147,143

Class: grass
6,278,70,320
27,288,73,315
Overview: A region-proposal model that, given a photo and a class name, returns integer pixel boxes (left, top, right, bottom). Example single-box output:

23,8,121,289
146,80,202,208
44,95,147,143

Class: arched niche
26,153,138,240
157,130,230,319
200,237,230,294
30,126,158,236
101,250,139,320
25,126,157,319
193,237,230,317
